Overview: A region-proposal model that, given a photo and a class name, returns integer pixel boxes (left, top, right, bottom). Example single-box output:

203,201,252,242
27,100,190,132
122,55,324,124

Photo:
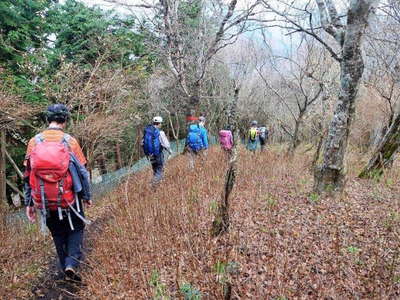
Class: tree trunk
359,112,400,178
98,153,107,175
5,148,23,179
311,122,325,170
288,112,304,155
115,143,123,170
314,2,375,194
0,129,7,218
211,86,239,237
167,112,180,152
136,126,142,161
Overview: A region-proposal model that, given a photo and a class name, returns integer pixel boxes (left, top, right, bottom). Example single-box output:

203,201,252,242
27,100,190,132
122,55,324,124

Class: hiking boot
65,266,82,282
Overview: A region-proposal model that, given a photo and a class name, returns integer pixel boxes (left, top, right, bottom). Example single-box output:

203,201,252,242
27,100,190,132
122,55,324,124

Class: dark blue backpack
143,125,161,156
187,124,202,152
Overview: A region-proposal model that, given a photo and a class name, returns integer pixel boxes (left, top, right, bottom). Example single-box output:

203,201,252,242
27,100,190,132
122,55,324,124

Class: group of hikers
142,115,210,184
23,104,269,282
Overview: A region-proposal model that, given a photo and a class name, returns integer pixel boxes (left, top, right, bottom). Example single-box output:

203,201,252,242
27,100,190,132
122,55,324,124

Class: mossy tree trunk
359,113,400,178
313,0,379,194
288,110,305,155
211,86,239,237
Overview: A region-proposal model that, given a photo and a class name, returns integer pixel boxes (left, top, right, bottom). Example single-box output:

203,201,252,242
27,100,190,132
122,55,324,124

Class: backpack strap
39,178,48,233
152,127,157,155
34,133,45,144
62,133,72,150
57,178,64,220
67,201,91,226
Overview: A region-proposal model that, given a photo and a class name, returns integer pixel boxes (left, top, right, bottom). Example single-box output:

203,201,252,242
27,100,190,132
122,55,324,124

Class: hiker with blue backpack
185,118,205,168
143,116,172,183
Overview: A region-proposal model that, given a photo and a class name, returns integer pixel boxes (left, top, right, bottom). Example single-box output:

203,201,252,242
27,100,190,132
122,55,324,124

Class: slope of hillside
75,147,400,299
2,146,400,299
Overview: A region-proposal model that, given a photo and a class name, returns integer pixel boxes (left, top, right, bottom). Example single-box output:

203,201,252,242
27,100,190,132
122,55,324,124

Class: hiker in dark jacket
143,116,172,183
24,104,91,281
258,125,268,152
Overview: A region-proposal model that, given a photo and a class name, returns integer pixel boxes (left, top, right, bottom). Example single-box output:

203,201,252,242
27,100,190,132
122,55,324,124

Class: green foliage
308,192,319,204
383,211,400,231
188,187,199,203
0,0,51,71
346,246,361,255
264,193,278,208
1,0,153,104
394,275,400,284
149,269,169,300
46,0,149,68
213,260,227,276
180,283,201,300
385,178,394,187
209,200,218,213
178,0,202,29
0,0,52,103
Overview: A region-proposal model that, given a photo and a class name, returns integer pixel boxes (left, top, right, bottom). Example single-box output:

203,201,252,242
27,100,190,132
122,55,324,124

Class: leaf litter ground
2,146,400,299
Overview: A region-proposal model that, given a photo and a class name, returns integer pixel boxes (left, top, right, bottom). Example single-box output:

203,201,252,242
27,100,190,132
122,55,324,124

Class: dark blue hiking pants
150,152,165,183
46,208,85,271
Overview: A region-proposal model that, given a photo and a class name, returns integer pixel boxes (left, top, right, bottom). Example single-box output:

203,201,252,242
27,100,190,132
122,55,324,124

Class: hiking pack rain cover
143,125,161,156
30,139,74,209
219,130,233,150
187,124,203,151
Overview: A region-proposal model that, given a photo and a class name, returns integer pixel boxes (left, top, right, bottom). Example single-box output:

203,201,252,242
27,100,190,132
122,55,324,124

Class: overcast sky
61,0,291,54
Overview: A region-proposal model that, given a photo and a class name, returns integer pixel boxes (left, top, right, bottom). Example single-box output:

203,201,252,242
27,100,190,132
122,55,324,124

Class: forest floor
2,144,400,299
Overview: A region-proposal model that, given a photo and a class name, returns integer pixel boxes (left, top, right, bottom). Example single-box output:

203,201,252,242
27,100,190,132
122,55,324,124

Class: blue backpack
187,124,203,152
143,125,161,156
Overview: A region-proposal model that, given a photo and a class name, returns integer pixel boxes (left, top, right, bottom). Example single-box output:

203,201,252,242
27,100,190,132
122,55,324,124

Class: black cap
46,104,70,123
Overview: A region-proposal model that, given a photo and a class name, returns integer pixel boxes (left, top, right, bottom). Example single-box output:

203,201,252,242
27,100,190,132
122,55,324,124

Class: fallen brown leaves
0,219,52,299
80,147,400,299
2,146,400,299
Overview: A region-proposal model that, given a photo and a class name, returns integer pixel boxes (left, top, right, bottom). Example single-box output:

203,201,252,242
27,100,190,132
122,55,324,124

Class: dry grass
2,146,400,299
0,219,52,299
79,146,400,299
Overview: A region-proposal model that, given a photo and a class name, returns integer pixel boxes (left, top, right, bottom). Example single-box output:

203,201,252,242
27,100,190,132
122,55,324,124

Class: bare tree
359,0,400,177
211,38,257,237
312,0,380,193
255,35,330,154
44,56,146,171
0,81,43,210
257,0,380,193
106,0,260,117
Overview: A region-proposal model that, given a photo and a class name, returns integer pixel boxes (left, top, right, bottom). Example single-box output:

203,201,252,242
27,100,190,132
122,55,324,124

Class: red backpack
29,133,75,210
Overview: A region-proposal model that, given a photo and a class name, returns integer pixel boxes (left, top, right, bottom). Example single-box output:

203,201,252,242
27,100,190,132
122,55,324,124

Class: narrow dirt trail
29,202,116,300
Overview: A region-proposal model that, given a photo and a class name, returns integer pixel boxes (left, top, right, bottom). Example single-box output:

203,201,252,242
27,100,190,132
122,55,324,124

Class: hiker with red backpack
143,116,172,184
24,104,91,281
